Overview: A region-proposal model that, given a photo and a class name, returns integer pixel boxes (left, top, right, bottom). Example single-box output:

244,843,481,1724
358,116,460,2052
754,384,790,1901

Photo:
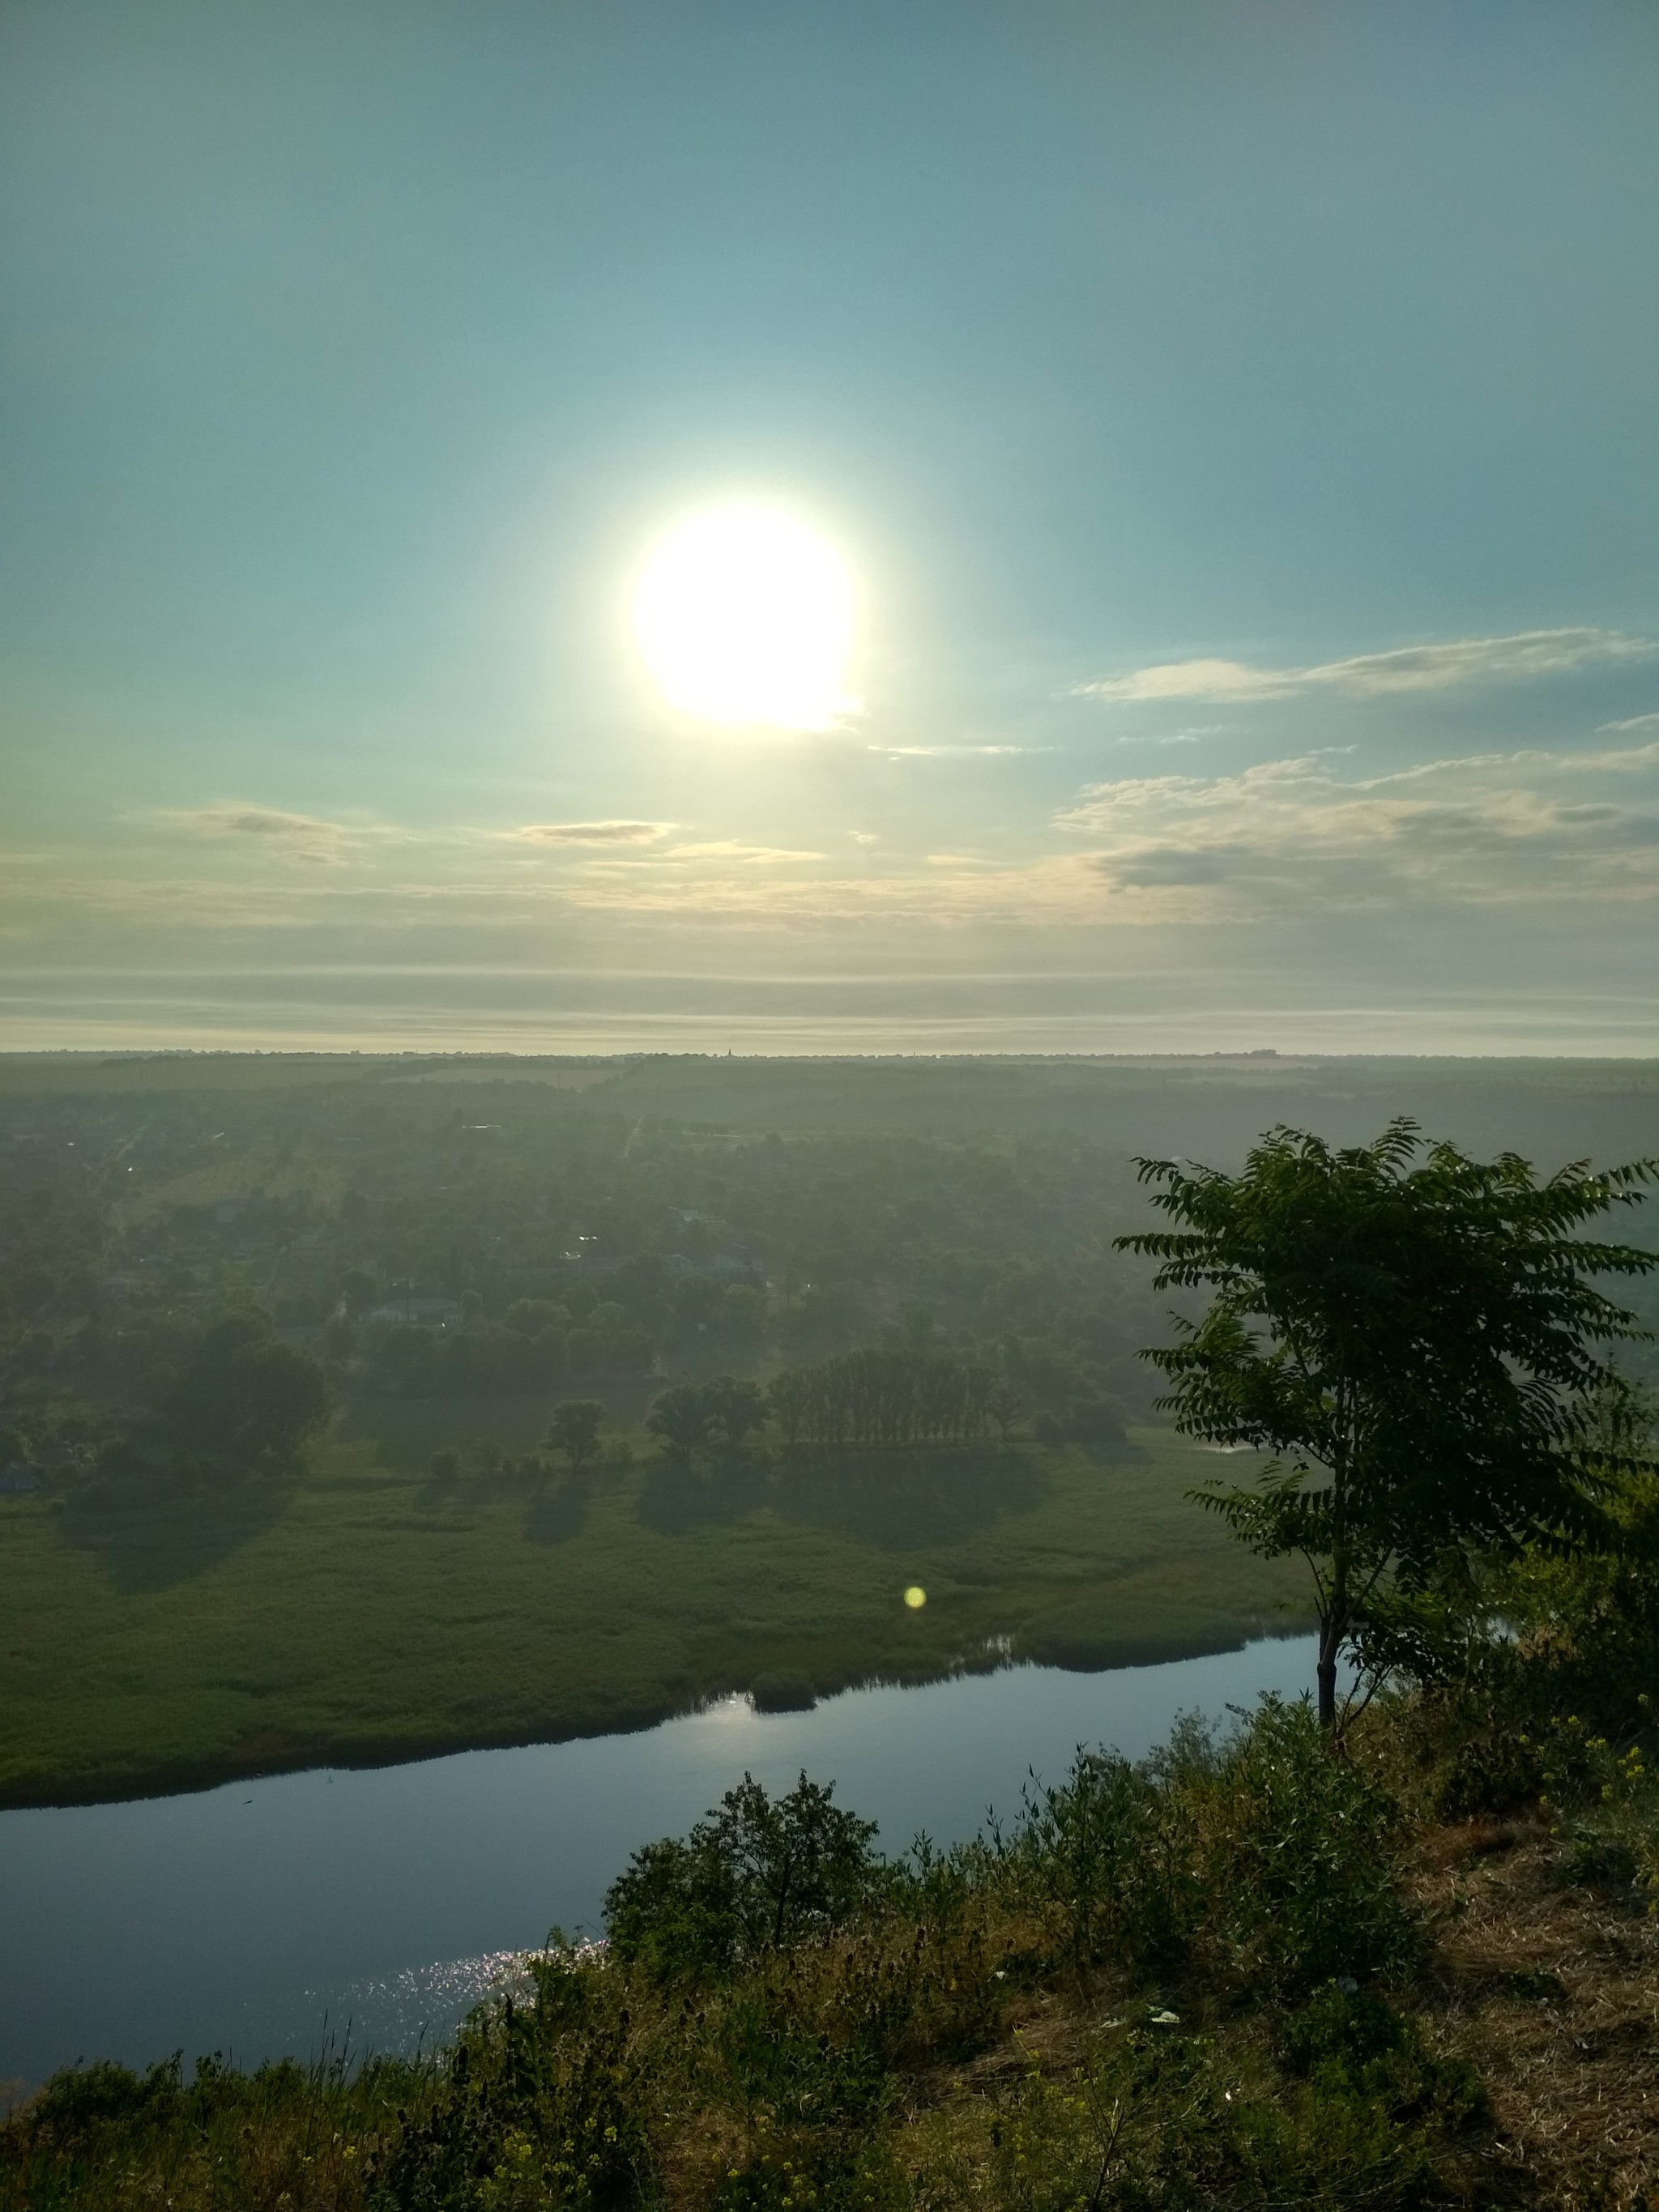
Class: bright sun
632,503,856,731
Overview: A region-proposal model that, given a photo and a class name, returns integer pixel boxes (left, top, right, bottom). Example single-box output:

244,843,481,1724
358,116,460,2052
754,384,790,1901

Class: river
0,1634,1317,2090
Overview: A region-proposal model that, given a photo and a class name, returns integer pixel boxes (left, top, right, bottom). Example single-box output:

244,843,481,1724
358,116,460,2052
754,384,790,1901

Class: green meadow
0,1422,1309,1808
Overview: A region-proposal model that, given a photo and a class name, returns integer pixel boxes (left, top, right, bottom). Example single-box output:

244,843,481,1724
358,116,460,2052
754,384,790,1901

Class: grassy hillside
0,1427,1309,1807
9,1681,1657,2211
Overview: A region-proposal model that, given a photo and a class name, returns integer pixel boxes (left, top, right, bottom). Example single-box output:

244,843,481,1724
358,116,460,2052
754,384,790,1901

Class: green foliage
1010,1747,1193,1977
1031,1390,1126,1448
1002,1698,1414,2001
0,1425,1302,1807
751,1669,817,1711
1373,1396,1659,1817
378,1963,646,2210
505,1298,567,1337
718,1282,767,1349
988,2009,1485,2212
25,2053,188,2132
0,2048,427,2210
646,1376,770,1461
160,1313,333,1464
369,1319,569,1395
365,1310,655,1400
603,1772,882,1980
12,1063,1659,2210
1193,1696,1415,1995
11,1683,1620,2212
646,1380,713,1459
1278,1982,1486,2135
546,1399,605,1473
1120,1119,1659,1723
705,2133,902,2212
768,1349,1001,1450
702,1375,769,1451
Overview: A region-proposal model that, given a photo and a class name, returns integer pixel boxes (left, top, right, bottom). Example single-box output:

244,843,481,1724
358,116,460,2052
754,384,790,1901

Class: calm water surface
0,1635,1316,2088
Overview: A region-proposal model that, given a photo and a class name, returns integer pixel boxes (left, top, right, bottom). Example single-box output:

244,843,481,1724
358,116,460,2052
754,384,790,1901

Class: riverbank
0,1638,1322,2090
9,1678,1657,2212
0,1430,1309,1808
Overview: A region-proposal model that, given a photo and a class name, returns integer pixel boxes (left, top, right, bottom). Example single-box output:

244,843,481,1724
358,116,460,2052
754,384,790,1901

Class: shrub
988,2013,1483,2212
1279,1982,1486,2128
1196,1696,1416,1995
2,2050,426,2210
1012,1748,1195,1977
23,2056,184,2133
1003,1700,1415,1999
751,1669,817,1712
604,1774,881,1980
377,1959,646,2210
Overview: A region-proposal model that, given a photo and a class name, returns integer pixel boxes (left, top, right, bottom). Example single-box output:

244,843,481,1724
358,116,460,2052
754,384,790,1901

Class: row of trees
642,1349,1026,1460
768,1348,1021,1449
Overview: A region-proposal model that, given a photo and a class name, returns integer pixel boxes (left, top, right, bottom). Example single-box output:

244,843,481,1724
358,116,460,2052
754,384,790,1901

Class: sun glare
632,503,856,731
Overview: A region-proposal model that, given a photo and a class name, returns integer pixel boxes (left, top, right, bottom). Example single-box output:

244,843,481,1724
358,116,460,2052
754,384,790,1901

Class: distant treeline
365,1303,653,1395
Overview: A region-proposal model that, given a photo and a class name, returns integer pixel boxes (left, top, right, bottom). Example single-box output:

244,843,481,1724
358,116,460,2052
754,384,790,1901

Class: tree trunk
1316,1615,1341,1731
770,1852,795,1949
1320,1439,1350,1732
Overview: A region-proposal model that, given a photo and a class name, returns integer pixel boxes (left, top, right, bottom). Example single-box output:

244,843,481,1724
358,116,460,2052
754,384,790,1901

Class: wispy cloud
1576,739,1659,772
162,804,353,862
872,744,1039,757
1053,741,1659,911
666,841,825,864
62,736,1657,948
1599,712,1659,734
507,820,672,846
1077,629,1652,705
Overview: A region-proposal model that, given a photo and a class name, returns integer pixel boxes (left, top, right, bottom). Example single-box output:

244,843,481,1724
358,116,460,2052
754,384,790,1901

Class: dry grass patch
1418,1818,1659,2207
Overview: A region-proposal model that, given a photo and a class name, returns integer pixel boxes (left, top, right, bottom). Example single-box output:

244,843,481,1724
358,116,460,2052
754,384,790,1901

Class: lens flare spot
903,1584,927,1610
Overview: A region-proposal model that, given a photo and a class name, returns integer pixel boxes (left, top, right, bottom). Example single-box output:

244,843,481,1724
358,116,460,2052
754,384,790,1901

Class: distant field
0,1426,1311,1808
5,1049,1659,1166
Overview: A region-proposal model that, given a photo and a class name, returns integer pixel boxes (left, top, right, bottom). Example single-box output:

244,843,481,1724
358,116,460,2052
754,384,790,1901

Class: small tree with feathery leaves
1115,1120,1658,1728
545,1398,604,1475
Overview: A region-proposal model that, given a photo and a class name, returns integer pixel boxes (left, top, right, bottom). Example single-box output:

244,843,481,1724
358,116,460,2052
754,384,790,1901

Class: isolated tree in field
646,1383,713,1461
1117,1120,1658,1728
544,1398,604,1474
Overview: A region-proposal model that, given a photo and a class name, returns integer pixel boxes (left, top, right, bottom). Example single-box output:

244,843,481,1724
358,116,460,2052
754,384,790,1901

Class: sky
3,0,1658,1055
